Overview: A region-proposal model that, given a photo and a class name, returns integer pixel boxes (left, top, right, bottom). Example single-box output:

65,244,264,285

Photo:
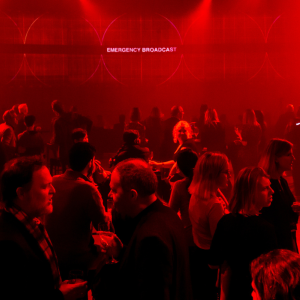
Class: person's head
3,109,17,126
123,130,139,145
251,249,300,300
1,157,55,218
171,105,184,120
130,107,141,122
71,128,88,143
177,149,198,179
229,167,273,214
24,115,36,128
286,104,295,114
119,114,126,124
150,107,163,119
205,108,220,125
243,109,259,126
259,138,294,176
189,152,230,199
18,103,28,116
109,159,157,218
173,120,193,144
51,100,64,116
69,142,95,173
254,110,265,126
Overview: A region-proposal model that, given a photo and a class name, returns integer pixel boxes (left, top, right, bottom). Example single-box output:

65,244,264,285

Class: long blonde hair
189,152,229,199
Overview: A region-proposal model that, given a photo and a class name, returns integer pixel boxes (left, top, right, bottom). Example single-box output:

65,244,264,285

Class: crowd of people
0,100,300,299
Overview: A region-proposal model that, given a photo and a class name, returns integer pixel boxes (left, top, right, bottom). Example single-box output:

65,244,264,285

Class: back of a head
205,108,219,124
3,109,15,124
177,149,198,178
51,100,64,115
18,103,28,115
251,249,300,300
130,107,141,122
229,167,268,214
243,109,258,126
150,107,162,119
171,105,183,118
24,115,36,128
69,142,95,172
1,156,44,208
123,130,139,145
114,159,157,198
71,128,87,143
189,152,228,199
286,104,295,114
258,138,293,175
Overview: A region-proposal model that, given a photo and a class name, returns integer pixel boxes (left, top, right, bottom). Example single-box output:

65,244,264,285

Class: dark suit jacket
0,211,64,300
103,200,192,300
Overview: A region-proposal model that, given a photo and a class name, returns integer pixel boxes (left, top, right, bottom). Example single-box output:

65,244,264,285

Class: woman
188,152,231,300
209,167,278,300
251,249,300,300
125,107,146,145
258,138,299,252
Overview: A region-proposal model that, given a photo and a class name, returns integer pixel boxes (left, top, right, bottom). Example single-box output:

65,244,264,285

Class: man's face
109,170,133,218
24,166,55,218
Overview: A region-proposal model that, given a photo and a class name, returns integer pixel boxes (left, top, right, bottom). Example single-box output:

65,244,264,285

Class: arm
169,181,182,214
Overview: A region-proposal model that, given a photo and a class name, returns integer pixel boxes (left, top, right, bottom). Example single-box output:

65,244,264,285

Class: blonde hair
258,138,293,175
173,121,193,143
189,152,229,199
204,108,220,125
229,167,269,214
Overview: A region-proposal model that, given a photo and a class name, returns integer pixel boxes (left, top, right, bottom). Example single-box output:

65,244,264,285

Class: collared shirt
6,205,62,288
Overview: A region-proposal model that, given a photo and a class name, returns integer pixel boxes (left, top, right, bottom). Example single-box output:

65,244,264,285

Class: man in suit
101,158,192,300
0,156,87,300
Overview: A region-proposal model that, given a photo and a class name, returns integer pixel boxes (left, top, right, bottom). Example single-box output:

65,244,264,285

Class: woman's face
216,163,231,189
254,176,274,212
177,126,188,143
276,148,295,172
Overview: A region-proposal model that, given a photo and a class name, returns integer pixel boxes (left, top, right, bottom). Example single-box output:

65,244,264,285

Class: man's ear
16,187,26,201
130,189,138,201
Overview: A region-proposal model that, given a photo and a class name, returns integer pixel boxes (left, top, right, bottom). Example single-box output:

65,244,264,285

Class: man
46,142,110,279
160,105,184,161
17,115,44,157
0,157,87,299
103,159,192,300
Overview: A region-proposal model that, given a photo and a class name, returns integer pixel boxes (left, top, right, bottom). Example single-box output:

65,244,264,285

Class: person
251,249,300,300
201,108,226,153
15,103,28,135
0,109,17,153
274,104,295,139
46,142,110,280
17,115,44,157
258,138,299,252
188,152,230,300
125,107,146,145
209,167,278,300
71,128,89,143
100,159,193,300
109,130,151,168
0,156,87,299
159,105,184,161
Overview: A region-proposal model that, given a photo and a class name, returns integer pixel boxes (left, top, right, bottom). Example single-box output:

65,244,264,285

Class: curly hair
173,121,193,143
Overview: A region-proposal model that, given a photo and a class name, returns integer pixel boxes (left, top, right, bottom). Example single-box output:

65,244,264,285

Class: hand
97,231,123,259
59,280,88,300
149,160,160,167
292,202,300,213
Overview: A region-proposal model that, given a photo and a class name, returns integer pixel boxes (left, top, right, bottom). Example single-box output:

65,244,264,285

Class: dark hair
114,159,157,197
251,249,300,300
177,149,198,178
71,128,87,142
1,156,44,207
69,142,95,172
24,115,36,127
123,130,139,145
171,105,183,117
51,100,64,115
130,107,141,122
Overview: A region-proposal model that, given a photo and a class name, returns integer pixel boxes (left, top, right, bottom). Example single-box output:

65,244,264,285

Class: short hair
71,128,87,142
18,103,28,115
171,105,183,117
51,100,64,115
130,107,141,122
229,167,269,213
69,142,95,172
205,108,220,124
1,156,44,207
258,138,293,175
173,120,193,143
24,115,36,127
251,249,300,300
123,130,139,144
177,149,198,178
189,152,229,199
114,159,157,197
